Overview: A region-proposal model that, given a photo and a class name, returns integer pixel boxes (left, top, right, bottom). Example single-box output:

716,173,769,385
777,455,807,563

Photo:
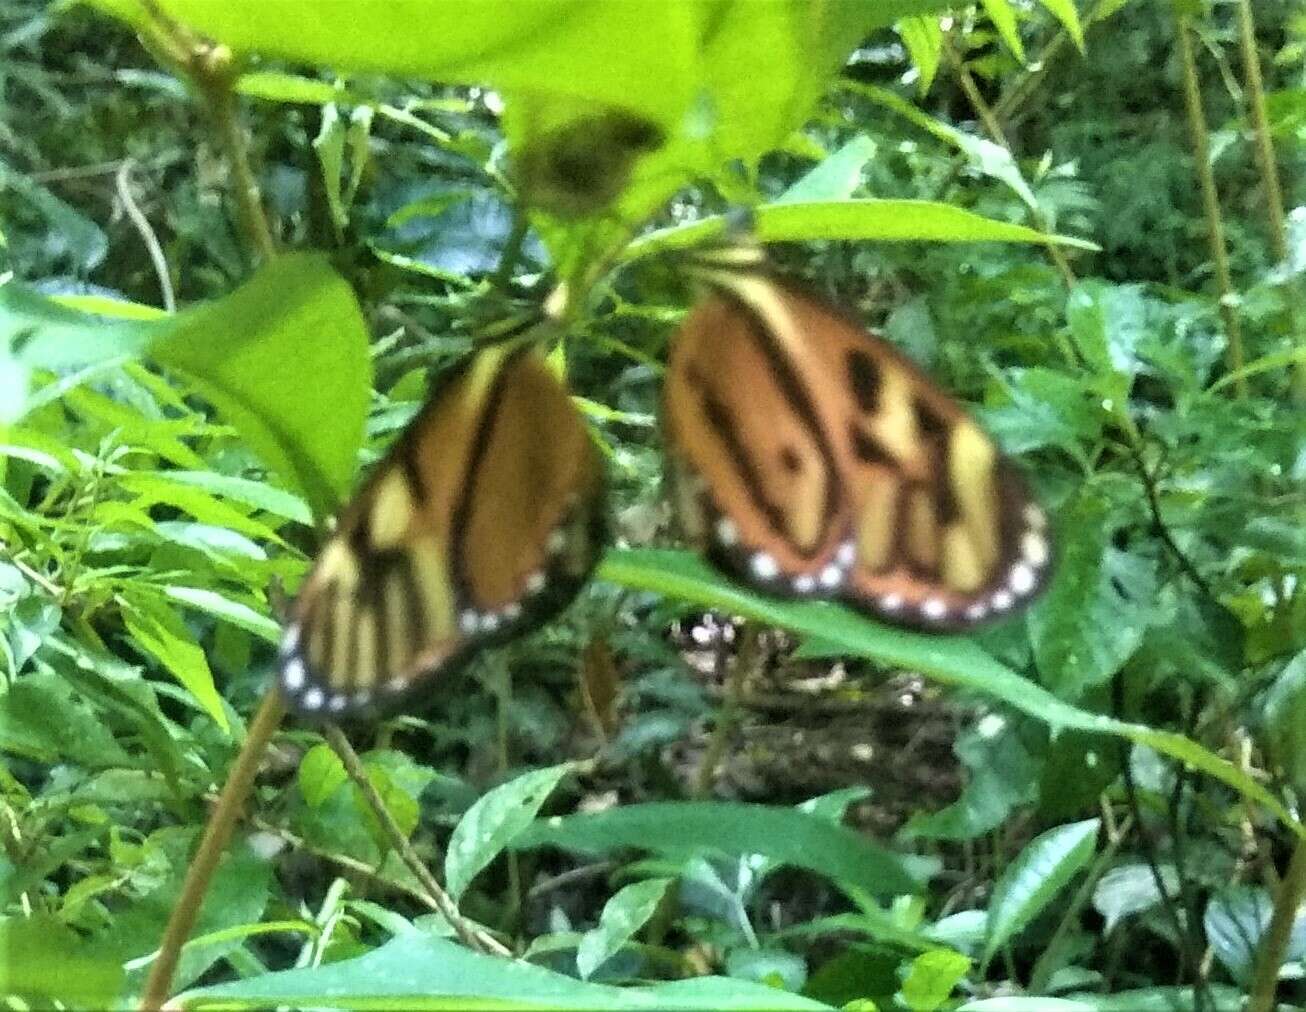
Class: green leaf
0,256,370,520
354,763,420,852
726,948,808,993
156,470,312,525
0,915,123,1008
181,933,836,1010
575,877,672,979
445,763,573,901
298,744,348,808
596,549,1299,834
983,819,1099,962
627,199,1096,261
0,672,135,769
1092,862,1177,934
902,716,1039,841
515,802,924,898
1202,886,1276,985
1028,493,1153,701
899,949,972,1011
958,999,1095,1011
1264,651,1306,794
777,136,877,204
1037,0,1085,52
149,253,371,521
164,587,281,643
897,17,943,94
120,591,228,733
979,0,1025,63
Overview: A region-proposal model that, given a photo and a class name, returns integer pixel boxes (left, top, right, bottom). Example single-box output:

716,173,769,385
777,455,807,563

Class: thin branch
942,32,1077,291
321,723,511,957
139,691,287,1011
1175,14,1246,398
115,161,176,313
1248,834,1306,1012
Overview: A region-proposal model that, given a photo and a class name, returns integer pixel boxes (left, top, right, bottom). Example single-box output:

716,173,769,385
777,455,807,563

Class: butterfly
278,334,604,717
662,244,1052,630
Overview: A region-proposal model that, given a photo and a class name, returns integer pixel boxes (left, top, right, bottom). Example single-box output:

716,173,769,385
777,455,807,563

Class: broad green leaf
980,0,1025,63
1037,0,1085,52
777,135,876,204
626,199,1095,261
0,672,134,769
898,16,943,94
149,254,371,521
899,949,972,1011
0,256,369,520
354,763,421,852
1028,493,1153,701
445,763,572,901
298,744,348,808
516,802,924,897
164,587,278,645
120,591,228,733
575,877,672,979
1265,650,1306,794
596,549,1299,834
180,933,836,1010
0,915,123,1008
902,716,1039,841
1201,885,1299,985
725,948,808,992
1092,863,1177,934
983,819,1099,962
1048,987,1248,1010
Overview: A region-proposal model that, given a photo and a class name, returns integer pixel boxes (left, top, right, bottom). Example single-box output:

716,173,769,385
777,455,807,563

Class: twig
321,723,510,957
1175,14,1246,398
942,33,1077,290
1233,0,1305,405
115,161,176,313
139,691,287,1011
1248,833,1306,1012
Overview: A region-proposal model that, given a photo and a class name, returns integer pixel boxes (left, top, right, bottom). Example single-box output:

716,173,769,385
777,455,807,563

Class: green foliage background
0,1,1303,1010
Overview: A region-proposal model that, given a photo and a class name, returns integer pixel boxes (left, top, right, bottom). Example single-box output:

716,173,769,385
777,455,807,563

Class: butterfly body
664,252,1051,631
280,343,603,717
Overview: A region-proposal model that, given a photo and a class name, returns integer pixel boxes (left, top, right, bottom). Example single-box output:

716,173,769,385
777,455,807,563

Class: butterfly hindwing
280,345,602,717
664,252,1052,631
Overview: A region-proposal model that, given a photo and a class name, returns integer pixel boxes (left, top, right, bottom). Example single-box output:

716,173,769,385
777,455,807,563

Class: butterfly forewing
664,256,1052,631
280,345,603,717
664,284,848,590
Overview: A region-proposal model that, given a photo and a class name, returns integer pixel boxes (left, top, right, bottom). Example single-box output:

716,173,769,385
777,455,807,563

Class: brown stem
1234,0,1305,404
1175,15,1247,398
321,724,510,957
139,691,287,1011
1248,834,1306,1012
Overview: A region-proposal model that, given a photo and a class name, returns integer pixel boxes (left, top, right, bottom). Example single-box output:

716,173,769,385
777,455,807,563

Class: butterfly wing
280,345,603,717
664,260,1051,630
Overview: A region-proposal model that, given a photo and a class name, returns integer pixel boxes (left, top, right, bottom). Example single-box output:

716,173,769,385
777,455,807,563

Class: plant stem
1233,0,1306,404
1248,833,1306,1012
943,33,1077,290
196,57,277,263
139,690,287,1011
321,723,511,956
1174,14,1247,398
692,624,760,798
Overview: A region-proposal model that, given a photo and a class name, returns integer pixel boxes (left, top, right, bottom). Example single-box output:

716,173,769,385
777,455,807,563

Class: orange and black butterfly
663,245,1052,630
278,333,604,717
